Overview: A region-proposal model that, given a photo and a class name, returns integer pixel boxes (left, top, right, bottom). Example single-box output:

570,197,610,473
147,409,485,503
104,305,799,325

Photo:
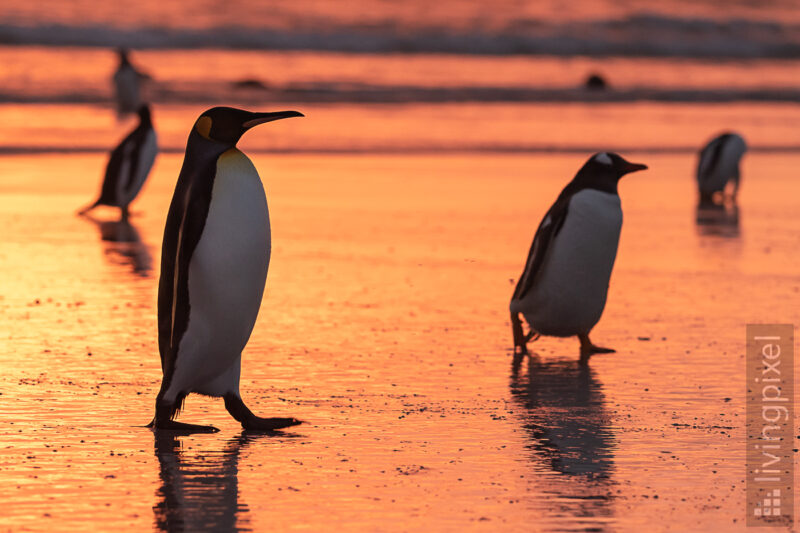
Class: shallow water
0,150,798,531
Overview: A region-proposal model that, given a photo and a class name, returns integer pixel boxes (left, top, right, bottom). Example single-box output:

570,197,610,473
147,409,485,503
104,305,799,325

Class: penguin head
585,152,647,179
574,152,647,193
193,107,304,146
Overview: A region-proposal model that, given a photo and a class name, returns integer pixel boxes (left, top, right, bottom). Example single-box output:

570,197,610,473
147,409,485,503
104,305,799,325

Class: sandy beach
0,149,797,531
1,1,799,529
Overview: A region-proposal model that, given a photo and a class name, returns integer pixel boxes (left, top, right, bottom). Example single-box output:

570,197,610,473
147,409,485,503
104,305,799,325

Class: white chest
522,189,622,336
186,149,271,354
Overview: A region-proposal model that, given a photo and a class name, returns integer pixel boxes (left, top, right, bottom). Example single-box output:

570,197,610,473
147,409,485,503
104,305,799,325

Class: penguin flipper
119,127,150,195
157,159,218,382
512,197,570,301
97,134,133,207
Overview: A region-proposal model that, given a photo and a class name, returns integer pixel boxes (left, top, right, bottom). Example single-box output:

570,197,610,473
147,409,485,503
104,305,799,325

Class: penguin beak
621,161,648,175
242,111,304,129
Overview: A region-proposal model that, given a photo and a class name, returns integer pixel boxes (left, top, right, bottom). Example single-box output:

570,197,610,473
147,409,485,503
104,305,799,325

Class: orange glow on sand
1,3,800,529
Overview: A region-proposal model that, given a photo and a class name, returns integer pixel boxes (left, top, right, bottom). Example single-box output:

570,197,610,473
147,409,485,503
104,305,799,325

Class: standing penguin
79,104,157,217
696,132,746,205
113,48,148,118
149,107,303,432
509,152,647,362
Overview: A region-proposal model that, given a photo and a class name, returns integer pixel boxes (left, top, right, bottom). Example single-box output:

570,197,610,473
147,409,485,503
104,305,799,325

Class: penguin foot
511,311,531,355
242,417,304,432
77,202,99,216
587,346,616,354
148,420,220,433
224,393,303,432
578,334,615,361
514,330,540,355
524,331,540,343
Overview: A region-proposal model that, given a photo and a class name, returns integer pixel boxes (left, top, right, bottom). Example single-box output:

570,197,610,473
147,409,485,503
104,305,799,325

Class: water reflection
510,353,617,527
695,201,740,238
152,432,270,532
80,213,152,276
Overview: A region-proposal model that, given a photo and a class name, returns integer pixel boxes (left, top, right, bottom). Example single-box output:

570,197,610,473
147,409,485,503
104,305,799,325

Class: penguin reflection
695,201,740,238
511,354,616,525
153,432,262,532
80,212,152,276
510,354,615,478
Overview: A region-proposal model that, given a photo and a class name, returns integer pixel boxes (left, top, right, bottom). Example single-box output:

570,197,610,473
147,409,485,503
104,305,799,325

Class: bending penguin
79,104,157,217
509,152,647,362
696,132,746,205
148,106,304,432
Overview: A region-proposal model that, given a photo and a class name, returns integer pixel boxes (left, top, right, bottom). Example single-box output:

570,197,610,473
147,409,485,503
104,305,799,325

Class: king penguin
113,48,147,118
696,132,746,205
149,106,304,432
509,152,647,362
79,104,157,217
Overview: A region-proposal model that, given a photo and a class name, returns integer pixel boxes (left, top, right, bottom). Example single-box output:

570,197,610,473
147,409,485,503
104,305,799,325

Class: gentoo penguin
509,152,647,362
696,132,747,205
79,105,157,217
149,107,304,432
113,48,148,118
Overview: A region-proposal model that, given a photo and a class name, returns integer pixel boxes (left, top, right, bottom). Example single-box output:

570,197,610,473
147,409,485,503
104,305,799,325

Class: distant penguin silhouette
232,78,269,90
510,152,647,361
696,132,746,205
79,105,157,217
585,73,608,90
149,106,304,433
113,48,149,118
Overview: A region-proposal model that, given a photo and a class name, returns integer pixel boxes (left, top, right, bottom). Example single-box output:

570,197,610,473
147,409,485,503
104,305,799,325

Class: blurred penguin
584,73,608,90
80,104,157,217
113,48,151,118
696,132,747,205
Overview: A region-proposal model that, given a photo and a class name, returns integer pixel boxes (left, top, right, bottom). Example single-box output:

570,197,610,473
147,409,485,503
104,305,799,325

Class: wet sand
0,151,799,531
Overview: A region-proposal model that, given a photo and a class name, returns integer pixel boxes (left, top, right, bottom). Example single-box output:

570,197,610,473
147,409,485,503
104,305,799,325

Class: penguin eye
195,116,212,139
594,152,612,165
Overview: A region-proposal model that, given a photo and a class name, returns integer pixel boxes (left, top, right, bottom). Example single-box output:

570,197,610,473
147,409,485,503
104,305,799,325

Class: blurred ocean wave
1,82,800,105
0,14,799,58
2,144,799,155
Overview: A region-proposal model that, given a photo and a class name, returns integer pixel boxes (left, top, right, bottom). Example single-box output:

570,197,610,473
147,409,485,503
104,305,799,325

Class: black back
696,132,734,188
156,129,229,387
97,106,153,206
